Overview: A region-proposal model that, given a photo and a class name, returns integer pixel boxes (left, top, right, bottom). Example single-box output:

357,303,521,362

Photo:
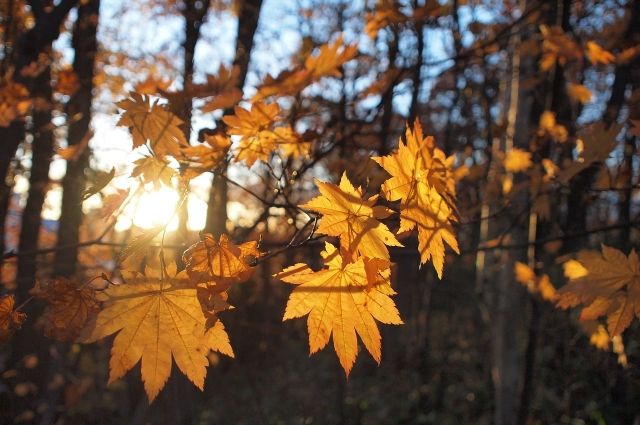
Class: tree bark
16,66,53,296
0,0,77,280
53,0,100,277
205,0,263,236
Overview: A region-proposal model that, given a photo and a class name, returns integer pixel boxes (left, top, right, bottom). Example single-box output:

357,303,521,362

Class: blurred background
0,0,639,423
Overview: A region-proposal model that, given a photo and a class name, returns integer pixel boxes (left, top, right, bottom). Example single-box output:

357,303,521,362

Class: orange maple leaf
557,246,640,336
301,172,402,261
116,92,188,156
131,156,176,188
372,121,459,277
223,101,280,166
0,294,26,343
276,242,402,374
31,277,99,342
180,133,231,178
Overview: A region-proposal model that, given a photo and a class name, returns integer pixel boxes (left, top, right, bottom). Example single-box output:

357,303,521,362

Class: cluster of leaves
3,11,638,407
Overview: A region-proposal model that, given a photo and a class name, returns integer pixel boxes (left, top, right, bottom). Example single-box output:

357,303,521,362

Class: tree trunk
1,2,78,283
205,0,263,236
490,3,534,422
16,66,54,296
53,0,100,277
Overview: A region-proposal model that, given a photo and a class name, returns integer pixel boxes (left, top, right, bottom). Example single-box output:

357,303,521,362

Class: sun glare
114,184,210,233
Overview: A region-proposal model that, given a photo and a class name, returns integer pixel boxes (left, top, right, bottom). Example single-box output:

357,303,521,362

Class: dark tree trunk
53,0,100,277
0,0,78,203
205,0,263,236
16,66,54,296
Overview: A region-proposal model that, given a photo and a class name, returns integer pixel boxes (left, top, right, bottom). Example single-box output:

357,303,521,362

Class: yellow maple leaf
223,101,280,166
116,92,188,156
182,233,261,287
131,156,176,188
504,148,533,173
100,188,130,221
270,126,311,159
557,245,640,336
301,172,402,261
276,242,402,374
80,262,234,402
372,121,458,277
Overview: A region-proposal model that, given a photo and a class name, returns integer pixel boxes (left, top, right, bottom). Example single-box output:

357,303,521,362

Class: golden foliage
557,246,640,336
372,121,458,277
276,242,402,374
585,41,615,65
514,262,557,302
0,81,30,127
116,92,188,156
504,149,533,173
131,156,176,188
255,35,357,99
183,233,261,287
301,172,402,261
567,83,593,104
80,262,234,402
180,134,231,178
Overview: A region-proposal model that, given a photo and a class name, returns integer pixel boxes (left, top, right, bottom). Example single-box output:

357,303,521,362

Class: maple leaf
504,149,533,173
557,245,640,336
304,35,357,80
301,172,402,261
0,295,26,343
80,262,234,402
100,188,130,221
32,277,99,342
567,83,593,104
134,75,172,95
81,167,115,201
116,92,188,156
131,156,176,188
557,124,621,184
276,242,402,374
180,134,231,178
585,41,615,65
538,25,582,71
270,126,311,159
223,102,280,166
183,233,261,287
254,36,356,100
195,65,242,112
372,121,459,277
